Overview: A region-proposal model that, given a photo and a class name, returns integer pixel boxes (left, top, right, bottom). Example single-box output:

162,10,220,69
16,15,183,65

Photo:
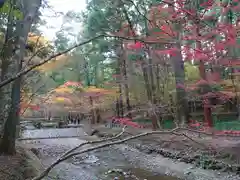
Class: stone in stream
90,129,99,136
30,147,40,157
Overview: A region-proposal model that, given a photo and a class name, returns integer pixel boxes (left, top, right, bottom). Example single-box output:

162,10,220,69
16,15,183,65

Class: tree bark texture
0,0,42,154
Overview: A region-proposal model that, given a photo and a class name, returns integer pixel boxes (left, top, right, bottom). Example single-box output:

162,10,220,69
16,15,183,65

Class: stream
21,127,179,180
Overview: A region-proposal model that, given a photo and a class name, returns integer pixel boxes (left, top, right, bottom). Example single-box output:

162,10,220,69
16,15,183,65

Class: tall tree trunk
171,42,189,126
142,12,160,129
141,62,152,101
121,43,131,118
94,63,101,123
116,99,120,117
169,1,189,126
140,60,159,129
195,24,213,127
155,64,161,101
116,43,124,118
0,0,42,154
94,64,98,87
0,1,15,135
84,58,96,124
221,2,240,119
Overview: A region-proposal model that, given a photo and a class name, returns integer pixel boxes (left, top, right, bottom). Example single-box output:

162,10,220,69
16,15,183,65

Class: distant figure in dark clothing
73,115,76,124
67,113,71,123
76,114,80,124
68,113,74,124
48,112,51,121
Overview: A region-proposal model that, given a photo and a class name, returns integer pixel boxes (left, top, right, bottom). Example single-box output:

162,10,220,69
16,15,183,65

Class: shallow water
22,128,178,180
104,167,179,180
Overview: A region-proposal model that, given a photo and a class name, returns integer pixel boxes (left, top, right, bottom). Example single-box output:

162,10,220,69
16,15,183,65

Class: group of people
67,113,85,124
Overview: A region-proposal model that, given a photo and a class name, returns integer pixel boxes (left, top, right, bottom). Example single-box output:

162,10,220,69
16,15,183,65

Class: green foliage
55,31,70,52
0,1,23,19
128,54,143,61
184,62,200,81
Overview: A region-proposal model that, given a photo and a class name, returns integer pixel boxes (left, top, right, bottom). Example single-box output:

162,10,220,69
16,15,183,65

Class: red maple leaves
127,41,144,49
111,0,240,130
111,117,144,128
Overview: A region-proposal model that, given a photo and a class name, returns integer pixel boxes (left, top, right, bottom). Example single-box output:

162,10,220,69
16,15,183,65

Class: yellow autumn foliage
184,62,200,81
85,86,116,93
53,85,74,94
36,54,70,72
83,86,119,98
28,33,50,47
54,97,73,103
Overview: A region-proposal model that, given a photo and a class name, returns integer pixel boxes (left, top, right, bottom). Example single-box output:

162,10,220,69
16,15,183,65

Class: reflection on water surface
104,167,179,180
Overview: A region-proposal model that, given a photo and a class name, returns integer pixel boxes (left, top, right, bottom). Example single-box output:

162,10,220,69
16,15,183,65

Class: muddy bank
0,142,43,180
92,126,240,180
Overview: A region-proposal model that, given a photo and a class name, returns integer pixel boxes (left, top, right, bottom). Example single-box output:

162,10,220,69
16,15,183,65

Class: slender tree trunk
141,60,159,129
94,63,101,123
116,44,124,118
143,12,159,129
155,64,161,101
141,62,152,101
195,25,213,127
94,64,98,87
0,0,42,154
116,99,120,117
84,58,96,124
121,43,131,118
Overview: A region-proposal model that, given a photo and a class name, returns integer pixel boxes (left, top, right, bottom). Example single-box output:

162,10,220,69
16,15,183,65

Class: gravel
22,128,240,180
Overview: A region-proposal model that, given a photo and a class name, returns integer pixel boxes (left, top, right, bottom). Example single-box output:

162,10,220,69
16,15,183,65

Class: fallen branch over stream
32,127,212,180
32,126,126,180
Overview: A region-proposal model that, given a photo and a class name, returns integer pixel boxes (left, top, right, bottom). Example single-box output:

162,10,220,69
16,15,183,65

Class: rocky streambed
92,126,240,180
21,128,179,180
21,127,240,180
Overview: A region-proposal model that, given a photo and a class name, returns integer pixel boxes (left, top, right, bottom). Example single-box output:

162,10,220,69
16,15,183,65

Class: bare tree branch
0,34,104,88
33,127,212,180
0,34,175,89
20,82,45,116
32,125,233,180
32,126,126,180
61,125,126,158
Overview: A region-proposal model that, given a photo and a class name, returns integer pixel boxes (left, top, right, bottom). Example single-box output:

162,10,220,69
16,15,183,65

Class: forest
0,0,240,179
28,0,240,133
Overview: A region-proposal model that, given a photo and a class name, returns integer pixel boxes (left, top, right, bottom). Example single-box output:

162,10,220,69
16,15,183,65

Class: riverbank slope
92,125,240,180
0,142,43,180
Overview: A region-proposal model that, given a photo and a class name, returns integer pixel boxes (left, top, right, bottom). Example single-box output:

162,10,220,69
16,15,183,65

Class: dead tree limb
31,127,233,180
0,35,104,88
32,126,126,180
0,34,174,89
33,127,206,180
61,125,126,158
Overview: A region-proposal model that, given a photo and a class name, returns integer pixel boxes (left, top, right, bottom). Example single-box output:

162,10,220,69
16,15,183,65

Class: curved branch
0,34,104,88
32,128,192,180
32,126,222,180
32,126,126,180
61,125,126,158
0,34,175,89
